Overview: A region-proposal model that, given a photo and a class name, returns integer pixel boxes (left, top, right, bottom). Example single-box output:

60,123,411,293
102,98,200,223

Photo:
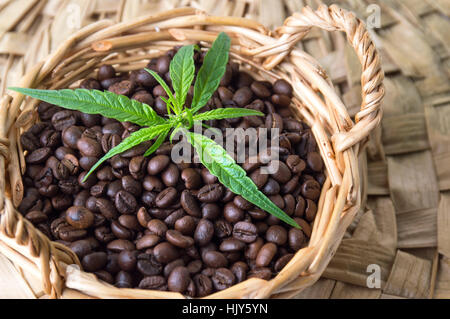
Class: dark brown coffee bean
250,168,268,189
223,203,244,223
251,81,271,98
114,190,137,214
167,266,190,293
180,190,201,217
197,184,223,203
202,251,228,268
26,147,51,164
155,187,177,208
186,260,202,275
155,56,171,74
94,225,114,243
25,210,47,224
136,234,160,250
294,218,311,238
230,261,248,283
194,274,213,297
166,230,194,248
153,242,179,264
262,178,280,196
82,252,107,272
256,243,277,267
62,126,83,150
111,220,133,239
143,175,163,192
219,238,245,252
288,228,305,251
80,78,101,90
307,151,323,172
270,160,292,183
233,221,257,243
248,267,272,280
107,239,136,252
128,156,148,180
200,168,218,184
69,239,93,259
66,206,94,229
95,197,118,219
21,132,40,152
132,69,157,88
212,268,235,291
138,275,167,290
245,237,263,260
97,65,116,81
163,259,185,278
233,196,253,210
161,164,179,187
118,215,140,231
76,137,102,158
181,168,202,189
52,111,76,131
202,203,221,220
118,250,138,271
174,215,196,236
301,179,321,201
274,254,294,272
146,155,169,175
217,86,234,102
305,199,317,222
120,175,141,197
273,79,293,97
109,80,134,96
194,219,214,246
233,87,253,107
271,94,291,108
214,219,232,239
286,155,306,174
266,113,284,132
137,253,163,276
147,219,168,237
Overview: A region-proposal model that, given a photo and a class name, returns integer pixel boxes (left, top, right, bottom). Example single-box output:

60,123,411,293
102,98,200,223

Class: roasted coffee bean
212,268,235,291
307,151,323,172
26,147,51,164
266,113,284,131
147,155,170,175
40,129,60,148
52,111,76,131
251,81,271,98
147,219,168,237
270,160,292,183
245,237,263,260
233,196,253,210
139,276,167,290
202,203,221,220
223,203,244,223
109,80,134,96
111,220,133,239
166,230,194,248
155,187,177,208
77,137,102,158
37,102,59,121
274,254,294,272
186,260,202,275
137,253,163,276
161,164,179,187
82,252,107,272
168,266,190,293
201,168,218,184
301,180,321,201
25,210,47,224
94,271,114,284
155,56,171,74
62,126,83,149
231,261,248,283
233,87,253,107
286,155,306,174
80,78,101,90
96,197,118,219
218,86,234,102
273,79,293,97
197,184,223,203
132,69,157,88
90,181,107,197
194,219,214,246
214,219,232,239
181,168,202,189
131,91,154,106
107,239,136,252
69,239,93,259
153,242,179,264
118,214,140,231
233,221,257,243
305,199,317,222
202,251,228,268
51,193,72,211
164,259,185,278
248,267,272,280
115,271,133,288
66,206,94,229
256,243,277,267
180,190,201,217
120,175,142,197
250,168,268,189
21,132,40,152
143,175,164,192
288,228,305,251
115,190,137,214
194,274,213,297
294,218,311,238
219,238,245,252
118,250,138,271
262,178,280,196
175,216,196,236
97,65,116,81
271,94,291,108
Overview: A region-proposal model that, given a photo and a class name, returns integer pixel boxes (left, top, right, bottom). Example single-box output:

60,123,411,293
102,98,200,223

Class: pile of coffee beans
18,45,324,297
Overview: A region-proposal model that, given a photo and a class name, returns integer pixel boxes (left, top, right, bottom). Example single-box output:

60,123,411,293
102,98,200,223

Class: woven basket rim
0,4,384,299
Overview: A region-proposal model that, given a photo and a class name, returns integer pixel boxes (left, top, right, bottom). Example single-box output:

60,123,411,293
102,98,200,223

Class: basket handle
273,4,384,152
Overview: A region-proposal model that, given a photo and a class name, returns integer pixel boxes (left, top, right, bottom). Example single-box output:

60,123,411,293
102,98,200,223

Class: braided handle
275,4,384,151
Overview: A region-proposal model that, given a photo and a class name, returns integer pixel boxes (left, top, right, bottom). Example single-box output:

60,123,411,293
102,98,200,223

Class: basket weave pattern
0,4,383,299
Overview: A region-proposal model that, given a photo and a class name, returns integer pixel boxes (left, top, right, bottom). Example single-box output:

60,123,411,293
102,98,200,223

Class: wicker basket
0,4,384,299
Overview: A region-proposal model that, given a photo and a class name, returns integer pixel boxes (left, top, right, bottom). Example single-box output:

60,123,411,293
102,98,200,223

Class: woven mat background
0,0,449,299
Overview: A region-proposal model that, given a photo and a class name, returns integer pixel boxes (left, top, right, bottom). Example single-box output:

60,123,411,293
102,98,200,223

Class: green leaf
193,108,264,122
144,128,170,157
191,32,231,113
84,124,171,181
145,69,177,112
170,45,195,110
185,131,300,229
9,87,166,127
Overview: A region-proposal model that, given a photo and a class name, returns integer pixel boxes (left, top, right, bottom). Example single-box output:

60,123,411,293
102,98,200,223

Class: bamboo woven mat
0,0,449,299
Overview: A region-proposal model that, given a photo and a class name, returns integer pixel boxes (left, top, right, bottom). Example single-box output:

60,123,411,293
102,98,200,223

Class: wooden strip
434,256,450,299
387,151,439,214
331,281,381,299
383,250,432,298
367,196,398,253
397,207,437,249
437,192,450,258
0,254,36,298
291,279,336,299
367,161,389,195
0,32,32,55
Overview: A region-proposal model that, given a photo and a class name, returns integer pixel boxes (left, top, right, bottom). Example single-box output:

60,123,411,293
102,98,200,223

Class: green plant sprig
10,32,300,229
